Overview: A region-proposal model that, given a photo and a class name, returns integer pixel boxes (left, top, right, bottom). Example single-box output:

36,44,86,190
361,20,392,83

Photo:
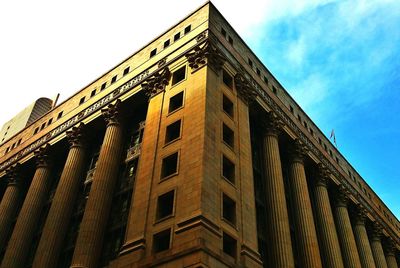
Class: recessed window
310,128,314,136
297,114,301,121
123,67,130,76
221,28,227,37
228,36,233,45
222,70,233,89
263,76,268,84
5,147,9,153
174,32,181,41
318,137,322,144
222,123,234,148
184,25,191,34
48,118,53,125
256,68,261,76
164,39,170,49
91,89,96,97
57,111,63,119
223,232,237,258
222,155,235,183
223,95,234,118
172,66,186,85
111,75,117,84
165,120,181,144
153,229,171,253
248,59,253,67
304,121,308,128
156,190,175,220
289,105,294,113
272,86,277,94
40,122,46,130
223,194,236,225
34,127,39,134
161,152,178,179
17,139,21,146
11,143,15,149
101,82,107,91
79,97,85,105
150,48,157,58
168,91,184,113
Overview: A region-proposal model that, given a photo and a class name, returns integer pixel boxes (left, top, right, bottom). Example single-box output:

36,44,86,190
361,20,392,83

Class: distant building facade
0,3,399,268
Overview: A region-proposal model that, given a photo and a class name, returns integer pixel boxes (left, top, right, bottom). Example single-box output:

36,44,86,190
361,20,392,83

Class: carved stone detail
371,222,382,241
158,57,167,68
334,184,349,207
234,73,257,103
185,39,226,73
34,144,51,168
354,205,367,225
196,30,208,42
260,111,284,137
102,100,121,126
141,67,171,98
5,163,21,186
384,239,396,255
66,123,86,148
315,163,330,187
289,139,308,163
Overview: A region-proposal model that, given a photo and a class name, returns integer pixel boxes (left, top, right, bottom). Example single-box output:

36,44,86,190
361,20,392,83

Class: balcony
125,144,141,162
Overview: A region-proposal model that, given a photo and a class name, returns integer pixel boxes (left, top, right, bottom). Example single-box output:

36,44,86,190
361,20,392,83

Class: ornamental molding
260,111,284,136
234,72,257,104
289,139,308,164
141,67,171,98
5,163,21,186
315,163,330,187
34,144,51,168
102,100,122,126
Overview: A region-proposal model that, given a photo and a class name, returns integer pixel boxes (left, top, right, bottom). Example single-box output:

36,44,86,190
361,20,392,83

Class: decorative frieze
66,123,86,148
142,67,171,98
102,100,122,126
234,72,257,103
289,139,308,164
260,111,284,137
315,163,330,187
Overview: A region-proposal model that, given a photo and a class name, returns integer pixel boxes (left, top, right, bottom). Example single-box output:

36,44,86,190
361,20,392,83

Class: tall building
0,2,399,267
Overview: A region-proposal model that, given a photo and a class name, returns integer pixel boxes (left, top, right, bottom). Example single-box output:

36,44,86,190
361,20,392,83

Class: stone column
70,100,125,268
1,145,52,268
260,112,295,268
384,239,399,268
288,139,322,268
32,124,87,268
370,223,388,268
333,185,362,268
313,164,344,268
0,164,21,251
353,206,376,268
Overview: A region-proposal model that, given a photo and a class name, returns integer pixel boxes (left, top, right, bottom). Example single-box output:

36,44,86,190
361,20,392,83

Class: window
272,86,277,94
111,75,117,84
263,76,268,84
223,95,234,118
222,123,234,148
17,139,21,146
79,97,85,105
165,120,181,144
164,39,170,49
57,111,63,119
174,32,180,41
150,48,157,58
289,105,294,113
123,67,130,76
101,82,107,91
310,128,314,136
40,122,46,130
169,91,184,113
5,147,9,153
222,194,236,225
228,36,233,45
172,66,186,85
91,89,96,97
48,118,53,125
153,229,171,253
297,114,301,121
221,28,227,37
248,59,253,67
34,127,39,134
318,137,322,144
156,190,175,220
304,121,308,128
184,25,191,34
11,143,15,149
161,152,178,179
223,232,236,258
256,68,261,76
222,70,233,89
222,155,235,183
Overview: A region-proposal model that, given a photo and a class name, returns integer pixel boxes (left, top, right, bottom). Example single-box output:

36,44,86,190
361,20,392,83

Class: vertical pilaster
0,164,21,251
353,206,376,268
32,124,87,268
385,239,399,268
1,145,52,268
370,223,388,268
261,112,295,268
313,164,344,268
288,139,322,268
333,186,362,268
70,101,125,268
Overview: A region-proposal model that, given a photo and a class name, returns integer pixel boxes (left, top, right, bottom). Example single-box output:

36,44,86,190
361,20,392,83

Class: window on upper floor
123,67,130,76
184,25,191,34
222,194,236,225
156,190,175,220
222,70,233,89
111,75,117,84
168,91,184,114
222,155,235,183
172,66,186,86
161,152,179,179
101,82,107,91
153,229,171,253
222,123,234,148
221,28,227,37
164,39,170,49
165,120,181,144
91,89,96,97
174,32,180,41
79,97,85,105
228,36,233,45
57,111,63,119
150,48,157,58
222,95,234,118
223,232,237,259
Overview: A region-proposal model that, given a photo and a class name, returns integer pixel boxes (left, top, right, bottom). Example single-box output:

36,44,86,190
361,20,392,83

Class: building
0,2,399,267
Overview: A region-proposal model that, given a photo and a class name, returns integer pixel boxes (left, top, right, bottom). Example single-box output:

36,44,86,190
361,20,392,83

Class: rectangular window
79,97,85,105
156,190,175,220
223,95,234,118
263,76,268,84
289,105,294,113
164,39,170,48
17,139,21,145
40,122,46,130
223,232,237,258
153,229,171,253
101,82,107,91
174,32,180,41
48,118,53,125
111,75,117,84
34,127,39,134
272,86,277,94
228,36,233,45
184,25,191,34
165,120,181,144
221,28,227,37
123,67,130,76
248,59,253,67
161,152,178,179
57,111,63,119
172,66,186,85
222,123,234,148
222,70,233,89
256,68,261,76
5,147,9,153
168,91,184,113
11,143,15,149
91,89,96,97
150,48,157,58
222,155,235,183
222,194,236,225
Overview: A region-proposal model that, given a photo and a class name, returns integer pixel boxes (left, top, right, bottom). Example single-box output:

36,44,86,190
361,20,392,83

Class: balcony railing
125,144,141,162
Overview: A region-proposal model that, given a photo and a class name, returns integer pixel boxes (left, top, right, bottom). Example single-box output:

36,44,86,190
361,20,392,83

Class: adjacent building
0,2,398,267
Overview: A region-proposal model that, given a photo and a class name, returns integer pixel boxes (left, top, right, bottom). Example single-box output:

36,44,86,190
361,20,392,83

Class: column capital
102,100,122,126
371,221,383,241
384,238,397,256
334,184,349,207
66,123,86,148
141,67,171,98
260,111,284,137
5,163,21,186
289,139,308,164
353,205,367,226
234,72,257,104
34,144,51,168
315,163,330,187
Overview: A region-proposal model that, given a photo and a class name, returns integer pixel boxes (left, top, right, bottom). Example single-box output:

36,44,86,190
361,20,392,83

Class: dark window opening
41,122,46,130
223,123,234,148
161,152,178,179
222,70,233,89
248,59,253,67
111,75,117,84
184,25,191,34
165,120,181,144
174,32,181,41
57,111,63,119
101,82,107,91
297,114,301,121
164,39,170,48
169,91,184,113
272,86,277,94
256,68,261,76
223,194,236,225
123,67,130,76
223,95,234,118
172,66,186,85
222,155,235,183
289,105,294,113
228,36,233,45
264,76,268,84
48,118,53,125
156,190,174,220
5,147,9,153
310,128,314,136
11,143,15,149
150,48,157,58
153,229,171,253
17,139,21,145
91,89,96,97
221,28,227,37
223,232,237,258
34,127,39,134
79,97,85,105
304,121,308,128
318,137,322,144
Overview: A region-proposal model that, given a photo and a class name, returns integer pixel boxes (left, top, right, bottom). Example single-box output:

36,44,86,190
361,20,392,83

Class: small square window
150,48,157,58
164,39,170,49
165,120,181,144
161,152,178,179
221,28,227,37
318,137,322,144
57,111,63,119
5,147,9,153
111,75,117,84
174,32,181,41
222,155,235,183
41,122,46,130
172,66,186,85
17,139,21,145
310,128,314,136
297,114,301,121
272,86,277,94
263,76,268,84
156,190,175,220
34,127,39,134
256,68,261,76
289,105,294,113
228,36,233,45
223,232,236,258
223,194,236,225
184,25,191,34
123,67,130,76
153,229,171,253
223,95,234,118
169,91,184,113
248,59,253,67
222,70,233,89
11,143,15,149
101,82,107,91
91,89,96,97
79,97,85,105
222,123,234,148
